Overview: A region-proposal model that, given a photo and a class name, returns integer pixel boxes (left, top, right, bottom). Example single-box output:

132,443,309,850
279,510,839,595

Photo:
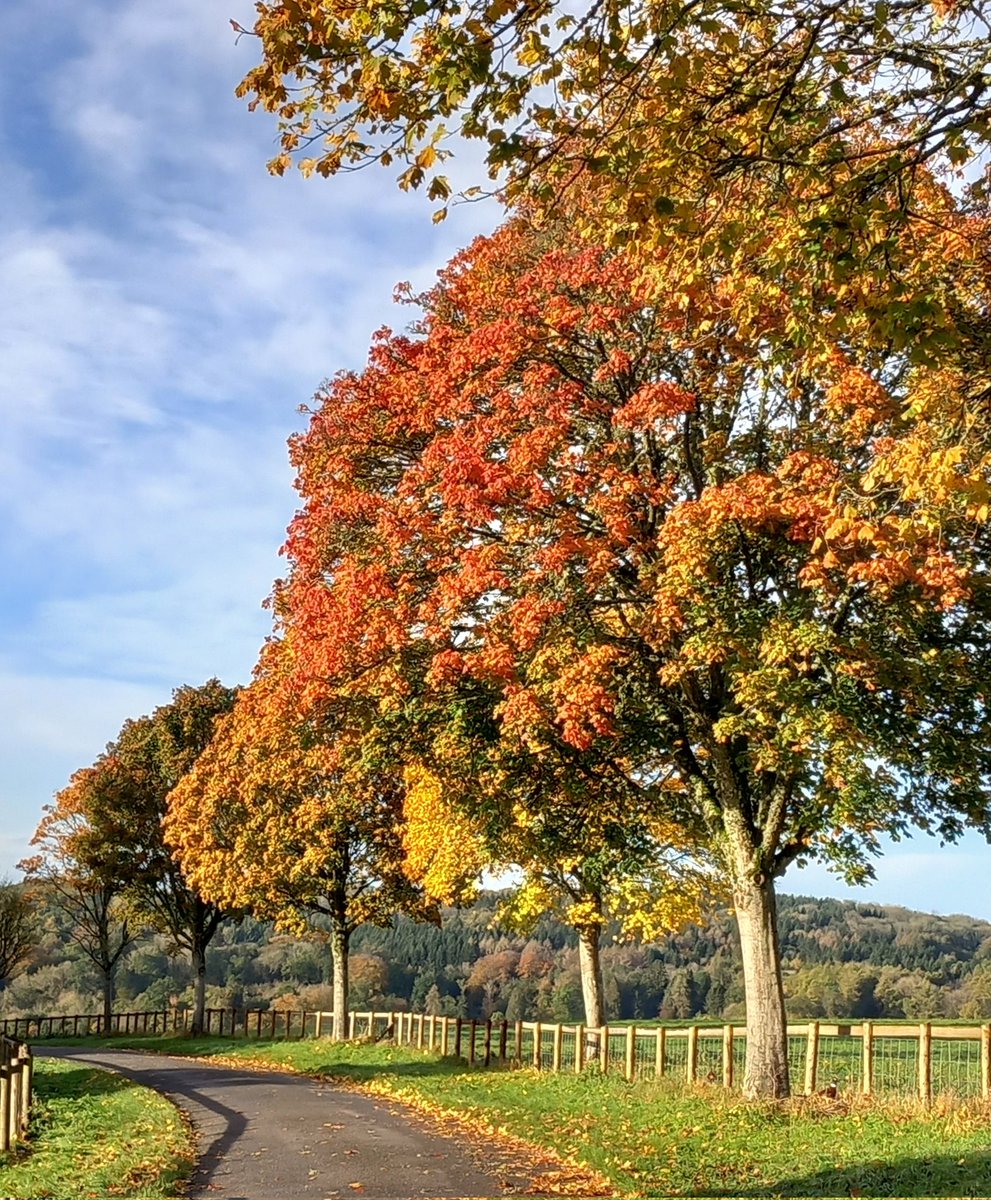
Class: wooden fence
7,1008,991,1102
0,1036,32,1154
341,1013,991,1102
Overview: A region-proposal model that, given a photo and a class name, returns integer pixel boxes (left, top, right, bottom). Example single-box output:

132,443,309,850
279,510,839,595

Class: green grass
0,1057,194,1199
50,1033,991,1197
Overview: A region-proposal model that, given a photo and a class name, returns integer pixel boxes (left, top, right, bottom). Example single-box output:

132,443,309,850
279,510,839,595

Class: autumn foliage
166,641,439,1039
267,182,991,1094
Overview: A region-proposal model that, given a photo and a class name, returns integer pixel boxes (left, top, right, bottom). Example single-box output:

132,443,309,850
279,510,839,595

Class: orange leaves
612,381,696,430
549,644,622,750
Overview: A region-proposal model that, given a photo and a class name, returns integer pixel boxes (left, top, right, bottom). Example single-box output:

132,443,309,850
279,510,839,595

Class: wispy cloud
0,0,503,876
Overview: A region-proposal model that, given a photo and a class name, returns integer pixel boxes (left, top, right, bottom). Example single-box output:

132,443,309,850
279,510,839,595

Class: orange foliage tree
165,643,438,1040
42,681,240,1034
22,764,143,1025
276,189,991,1095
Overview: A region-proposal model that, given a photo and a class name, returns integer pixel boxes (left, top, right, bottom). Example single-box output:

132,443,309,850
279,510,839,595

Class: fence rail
7,1008,991,1103
0,1035,32,1154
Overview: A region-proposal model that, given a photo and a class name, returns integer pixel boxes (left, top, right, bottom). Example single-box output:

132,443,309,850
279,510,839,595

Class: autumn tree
165,646,437,1040
277,190,991,1096
0,880,36,991
22,769,141,1024
72,680,240,1035
404,759,717,1027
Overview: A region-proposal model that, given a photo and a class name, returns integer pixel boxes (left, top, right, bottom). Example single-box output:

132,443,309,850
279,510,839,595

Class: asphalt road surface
41,1048,536,1200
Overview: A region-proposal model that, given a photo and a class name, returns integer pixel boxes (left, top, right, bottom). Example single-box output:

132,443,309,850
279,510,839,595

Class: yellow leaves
415,145,438,170
401,765,485,905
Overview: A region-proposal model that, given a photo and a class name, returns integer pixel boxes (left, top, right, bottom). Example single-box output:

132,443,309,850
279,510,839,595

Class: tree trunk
190,941,207,1036
101,964,114,1029
733,870,790,1098
330,923,350,1042
577,924,606,1028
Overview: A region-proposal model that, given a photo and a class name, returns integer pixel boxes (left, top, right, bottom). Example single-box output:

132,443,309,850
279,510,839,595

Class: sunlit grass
57,1033,991,1196
0,1057,194,1199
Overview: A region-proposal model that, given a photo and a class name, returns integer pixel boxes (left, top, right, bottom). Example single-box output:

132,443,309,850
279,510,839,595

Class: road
41,1048,538,1200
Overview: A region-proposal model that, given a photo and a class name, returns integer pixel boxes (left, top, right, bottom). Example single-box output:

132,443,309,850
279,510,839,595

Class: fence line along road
0,1034,32,1154
6,1008,991,1104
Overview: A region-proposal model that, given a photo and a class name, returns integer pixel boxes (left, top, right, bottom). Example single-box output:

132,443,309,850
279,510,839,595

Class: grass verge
0,1056,194,1199
43,1033,991,1197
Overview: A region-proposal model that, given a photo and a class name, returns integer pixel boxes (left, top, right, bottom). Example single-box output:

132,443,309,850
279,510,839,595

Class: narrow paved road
42,1048,534,1200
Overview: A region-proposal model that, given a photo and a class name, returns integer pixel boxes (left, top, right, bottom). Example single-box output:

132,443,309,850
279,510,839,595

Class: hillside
3,891,991,1022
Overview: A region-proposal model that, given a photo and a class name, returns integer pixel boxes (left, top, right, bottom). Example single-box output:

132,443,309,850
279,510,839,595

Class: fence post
656,1027,666,1078
862,1021,874,1096
484,1019,493,1067
804,1021,819,1095
575,1024,585,1074
18,1053,31,1133
514,1019,523,1066
625,1025,636,1081
981,1024,991,1100
499,1019,508,1061
599,1025,609,1074
687,1025,699,1084
532,1022,542,1069
468,1019,477,1065
0,1063,10,1153
440,1016,449,1056
918,1022,932,1106
9,1063,21,1146
723,1025,735,1089
552,1024,563,1074
454,1017,463,1058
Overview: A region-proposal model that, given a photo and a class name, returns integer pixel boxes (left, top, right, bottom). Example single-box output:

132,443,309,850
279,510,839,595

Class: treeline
5,890,991,1023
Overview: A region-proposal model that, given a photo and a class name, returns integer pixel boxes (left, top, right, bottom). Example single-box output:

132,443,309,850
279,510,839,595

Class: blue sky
2,0,988,922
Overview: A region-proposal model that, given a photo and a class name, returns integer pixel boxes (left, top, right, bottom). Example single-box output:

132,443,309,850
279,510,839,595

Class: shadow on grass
37,1034,472,1081
36,1064,142,1101
689,1149,991,1197
309,1057,467,1082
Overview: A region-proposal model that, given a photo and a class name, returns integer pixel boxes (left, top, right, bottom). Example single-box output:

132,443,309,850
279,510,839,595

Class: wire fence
7,1008,991,1103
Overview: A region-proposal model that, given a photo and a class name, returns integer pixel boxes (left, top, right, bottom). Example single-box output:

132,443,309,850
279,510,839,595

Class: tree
403,751,717,1027
21,769,141,1025
277,198,991,1095
165,646,438,1040
74,680,240,1035
0,880,36,991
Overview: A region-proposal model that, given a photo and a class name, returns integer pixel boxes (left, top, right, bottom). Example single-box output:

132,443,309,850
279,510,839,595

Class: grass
0,1057,194,1199
47,1032,991,1197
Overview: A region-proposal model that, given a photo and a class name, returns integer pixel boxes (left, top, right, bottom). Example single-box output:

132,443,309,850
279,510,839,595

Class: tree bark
733,870,790,1098
330,923,350,1041
101,964,114,1029
577,924,606,1028
190,941,207,1036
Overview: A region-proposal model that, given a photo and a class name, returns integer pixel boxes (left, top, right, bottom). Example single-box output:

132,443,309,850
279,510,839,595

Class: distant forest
4,891,991,1022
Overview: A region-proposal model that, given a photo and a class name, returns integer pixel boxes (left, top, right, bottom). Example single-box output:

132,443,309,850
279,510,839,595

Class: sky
1,0,988,923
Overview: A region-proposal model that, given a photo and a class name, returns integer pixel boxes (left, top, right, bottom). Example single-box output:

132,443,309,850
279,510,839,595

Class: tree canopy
0,880,36,991
237,1,991,259
165,643,439,1038
272,187,991,1093
22,766,141,1023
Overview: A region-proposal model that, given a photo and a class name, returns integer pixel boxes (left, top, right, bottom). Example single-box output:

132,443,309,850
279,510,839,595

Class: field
48,1032,991,1197
0,1056,194,1199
